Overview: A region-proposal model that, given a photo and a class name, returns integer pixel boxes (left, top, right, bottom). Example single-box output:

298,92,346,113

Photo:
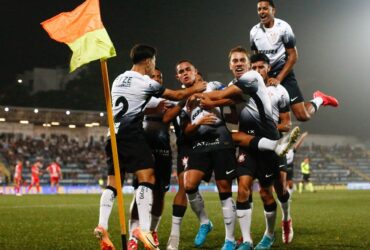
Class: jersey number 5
114,96,129,122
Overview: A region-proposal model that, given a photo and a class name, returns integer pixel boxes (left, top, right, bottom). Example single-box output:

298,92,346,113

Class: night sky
2,0,370,138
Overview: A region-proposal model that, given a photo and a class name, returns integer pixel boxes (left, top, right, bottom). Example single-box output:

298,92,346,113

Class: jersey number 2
114,96,129,122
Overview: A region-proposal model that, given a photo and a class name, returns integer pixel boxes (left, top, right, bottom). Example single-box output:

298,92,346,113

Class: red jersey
31,164,41,178
14,163,22,179
47,162,61,178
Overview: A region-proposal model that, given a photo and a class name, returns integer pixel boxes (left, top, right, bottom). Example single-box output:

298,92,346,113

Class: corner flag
41,0,116,72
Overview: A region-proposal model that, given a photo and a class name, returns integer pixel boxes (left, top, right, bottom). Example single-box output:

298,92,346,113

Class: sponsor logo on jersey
258,49,279,54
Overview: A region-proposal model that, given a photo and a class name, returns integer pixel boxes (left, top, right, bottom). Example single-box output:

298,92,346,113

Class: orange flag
41,0,116,72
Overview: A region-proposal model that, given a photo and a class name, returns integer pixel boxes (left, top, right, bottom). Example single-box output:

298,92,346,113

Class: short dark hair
228,46,249,59
258,0,275,8
175,59,195,72
250,53,270,65
130,44,157,64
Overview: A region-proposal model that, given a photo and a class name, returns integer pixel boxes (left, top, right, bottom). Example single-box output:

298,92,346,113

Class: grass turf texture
0,190,369,249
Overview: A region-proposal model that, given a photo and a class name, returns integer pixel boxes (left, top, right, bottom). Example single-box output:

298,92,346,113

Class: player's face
229,52,250,79
176,62,197,87
251,61,270,83
151,69,163,84
257,1,275,27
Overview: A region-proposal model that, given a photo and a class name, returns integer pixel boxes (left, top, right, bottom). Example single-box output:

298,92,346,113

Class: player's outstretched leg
313,90,339,107
274,126,301,157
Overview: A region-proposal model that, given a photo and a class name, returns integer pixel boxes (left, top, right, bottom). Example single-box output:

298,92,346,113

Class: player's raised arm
161,81,206,101
269,47,298,86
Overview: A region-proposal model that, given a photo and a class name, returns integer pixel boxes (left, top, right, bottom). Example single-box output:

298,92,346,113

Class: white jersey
250,18,296,73
190,81,224,126
188,81,234,152
111,70,165,136
267,84,290,124
234,70,279,139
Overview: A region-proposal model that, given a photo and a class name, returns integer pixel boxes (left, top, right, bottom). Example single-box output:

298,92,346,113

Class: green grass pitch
0,190,369,249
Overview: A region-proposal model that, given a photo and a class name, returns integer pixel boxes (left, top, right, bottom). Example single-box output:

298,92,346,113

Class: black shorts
177,145,192,175
187,148,237,181
278,156,288,173
303,173,310,182
153,149,172,192
286,163,294,181
105,134,154,176
237,148,281,188
270,70,304,105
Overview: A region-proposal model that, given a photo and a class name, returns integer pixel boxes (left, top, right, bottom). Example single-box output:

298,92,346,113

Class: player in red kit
27,161,42,194
14,160,23,196
47,161,62,193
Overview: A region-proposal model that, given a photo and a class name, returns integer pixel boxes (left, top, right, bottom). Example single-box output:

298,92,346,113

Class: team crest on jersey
238,153,247,163
182,156,189,169
267,31,279,44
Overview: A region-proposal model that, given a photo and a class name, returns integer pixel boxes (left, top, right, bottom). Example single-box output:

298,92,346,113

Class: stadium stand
1,106,370,188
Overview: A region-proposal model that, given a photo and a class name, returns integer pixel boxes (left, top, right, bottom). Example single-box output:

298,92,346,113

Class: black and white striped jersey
250,18,296,74
111,70,165,137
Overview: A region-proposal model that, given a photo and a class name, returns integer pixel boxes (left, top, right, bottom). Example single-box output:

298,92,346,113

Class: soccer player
46,161,62,194
127,67,175,250
94,44,206,250
194,46,300,250
250,0,339,121
165,61,212,250
13,160,23,196
27,160,42,194
248,53,294,248
178,60,238,250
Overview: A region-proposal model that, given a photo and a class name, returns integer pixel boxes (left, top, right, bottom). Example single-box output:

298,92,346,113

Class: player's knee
259,189,274,204
237,187,250,201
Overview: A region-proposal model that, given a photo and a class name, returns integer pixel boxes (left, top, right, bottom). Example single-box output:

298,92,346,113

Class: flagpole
100,59,127,250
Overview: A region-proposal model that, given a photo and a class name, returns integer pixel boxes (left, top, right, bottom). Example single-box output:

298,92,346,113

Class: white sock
136,185,153,232
264,210,277,238
170,216,183,236
221,197,236,241
150,215,161,232
129,219,139,241
187,191,209,225
258,138,277,151
237,209,252,243
280,200,291,221
98,189,115,230
311,97,323,111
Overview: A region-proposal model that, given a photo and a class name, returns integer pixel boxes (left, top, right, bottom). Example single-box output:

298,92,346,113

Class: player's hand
267,77,281,86
156,100,169,114
192,81,207,93
196,113,217,126
186,95,200,112
199,95,214,110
